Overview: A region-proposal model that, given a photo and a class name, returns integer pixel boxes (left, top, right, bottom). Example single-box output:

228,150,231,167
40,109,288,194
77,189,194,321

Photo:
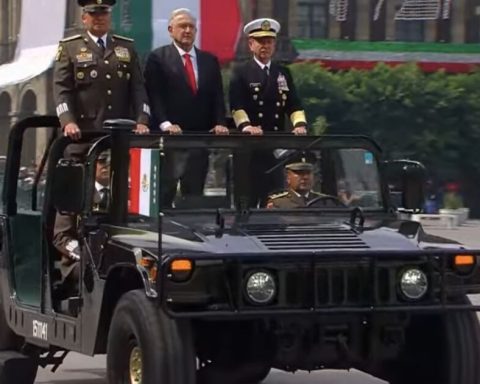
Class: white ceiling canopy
0,0,67,88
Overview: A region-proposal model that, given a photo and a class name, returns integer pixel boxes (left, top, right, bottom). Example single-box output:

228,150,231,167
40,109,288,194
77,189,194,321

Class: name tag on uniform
114,46,131,62
249,82,261,88
277,74,289,92
76,52,93,63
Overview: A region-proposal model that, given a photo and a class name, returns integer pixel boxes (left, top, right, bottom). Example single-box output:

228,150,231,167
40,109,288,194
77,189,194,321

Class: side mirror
52,160,85,215
384,160,426,212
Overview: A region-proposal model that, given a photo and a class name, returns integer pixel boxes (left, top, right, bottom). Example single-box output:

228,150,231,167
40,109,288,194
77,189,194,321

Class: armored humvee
0,116,479,384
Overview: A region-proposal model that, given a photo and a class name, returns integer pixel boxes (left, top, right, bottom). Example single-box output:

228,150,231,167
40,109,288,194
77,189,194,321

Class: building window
297,0,329,38
395,20,425,42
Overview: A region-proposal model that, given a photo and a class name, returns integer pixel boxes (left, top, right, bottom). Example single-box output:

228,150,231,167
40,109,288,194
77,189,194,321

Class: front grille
163,250,480,317
245,224,369,251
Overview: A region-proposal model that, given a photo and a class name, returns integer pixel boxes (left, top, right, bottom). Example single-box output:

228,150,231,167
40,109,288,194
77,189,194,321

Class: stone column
452,0,466,43
356,0,370,40
425,20,436,42
385,0,397,40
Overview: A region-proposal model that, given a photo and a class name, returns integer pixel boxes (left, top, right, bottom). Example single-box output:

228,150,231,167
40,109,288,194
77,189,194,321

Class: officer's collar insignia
261,20,271,31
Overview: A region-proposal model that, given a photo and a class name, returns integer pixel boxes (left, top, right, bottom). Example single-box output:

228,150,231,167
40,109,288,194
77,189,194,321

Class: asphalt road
36,354,386,384
35,220,480,384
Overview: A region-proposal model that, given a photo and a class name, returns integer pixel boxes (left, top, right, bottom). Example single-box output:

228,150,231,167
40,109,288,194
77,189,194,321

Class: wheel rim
129,345,142,384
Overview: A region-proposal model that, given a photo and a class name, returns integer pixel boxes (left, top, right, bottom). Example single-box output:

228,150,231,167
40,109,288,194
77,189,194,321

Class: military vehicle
0,116,479,384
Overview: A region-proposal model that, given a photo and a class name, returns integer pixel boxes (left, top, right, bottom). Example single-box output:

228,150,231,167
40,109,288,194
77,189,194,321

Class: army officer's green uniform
267,190,324,209
53,33,150,132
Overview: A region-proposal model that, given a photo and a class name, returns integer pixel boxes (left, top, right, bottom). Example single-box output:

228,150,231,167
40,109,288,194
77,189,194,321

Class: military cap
243,18,281,38
78,0,115,13
284,152,316,172
285,162,313,172
97,150,111,164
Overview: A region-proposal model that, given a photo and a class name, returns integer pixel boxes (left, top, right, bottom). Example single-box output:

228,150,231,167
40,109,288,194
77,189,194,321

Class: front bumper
160,249,480,318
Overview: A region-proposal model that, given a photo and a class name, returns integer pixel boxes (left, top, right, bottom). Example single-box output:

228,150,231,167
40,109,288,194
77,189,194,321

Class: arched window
20,90,37,116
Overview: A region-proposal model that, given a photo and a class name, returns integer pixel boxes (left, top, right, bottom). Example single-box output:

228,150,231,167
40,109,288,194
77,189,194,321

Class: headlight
399,268,428,300
245,271,276,305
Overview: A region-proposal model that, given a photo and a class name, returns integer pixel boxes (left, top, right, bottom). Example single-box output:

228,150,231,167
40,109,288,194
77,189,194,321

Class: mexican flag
112,0,242,63
129,149,160,216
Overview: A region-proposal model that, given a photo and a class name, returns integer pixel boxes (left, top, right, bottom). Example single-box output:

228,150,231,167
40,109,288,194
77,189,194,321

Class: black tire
0,351,38,384
383,299,480,384
107,289,196,384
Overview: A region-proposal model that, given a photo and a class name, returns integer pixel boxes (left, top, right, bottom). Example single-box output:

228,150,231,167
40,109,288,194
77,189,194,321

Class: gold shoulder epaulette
60,34,81,42
113,34,134,42
268,191,289,200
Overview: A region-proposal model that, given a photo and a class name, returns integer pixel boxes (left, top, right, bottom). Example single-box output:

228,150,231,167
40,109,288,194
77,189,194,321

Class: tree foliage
290,62,480,215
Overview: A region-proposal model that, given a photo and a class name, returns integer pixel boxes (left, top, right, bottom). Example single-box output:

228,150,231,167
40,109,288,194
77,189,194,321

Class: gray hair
168,8,197,26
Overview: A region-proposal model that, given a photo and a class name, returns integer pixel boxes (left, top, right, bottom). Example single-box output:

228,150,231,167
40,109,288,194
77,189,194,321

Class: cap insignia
261,20,271,31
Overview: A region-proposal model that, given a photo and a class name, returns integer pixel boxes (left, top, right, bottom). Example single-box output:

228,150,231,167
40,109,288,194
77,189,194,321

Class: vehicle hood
109,213,465,256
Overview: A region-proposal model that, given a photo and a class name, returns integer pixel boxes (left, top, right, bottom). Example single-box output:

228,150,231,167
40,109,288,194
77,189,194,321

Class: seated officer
53,151,110,294
266,159,323,209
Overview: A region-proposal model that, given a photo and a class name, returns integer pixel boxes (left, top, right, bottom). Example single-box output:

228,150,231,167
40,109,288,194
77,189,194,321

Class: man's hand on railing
210,125,230,135
242,125,263,135
134,123,150,135
63,122,82,140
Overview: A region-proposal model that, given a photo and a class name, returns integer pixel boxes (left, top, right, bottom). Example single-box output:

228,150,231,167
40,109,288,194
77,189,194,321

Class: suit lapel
168,44,191,90
195,48,204,92
249,59,267,86
288,191,306,207
83,33,103,58
83,33,109,59
104,35,114,59
264,62,278,97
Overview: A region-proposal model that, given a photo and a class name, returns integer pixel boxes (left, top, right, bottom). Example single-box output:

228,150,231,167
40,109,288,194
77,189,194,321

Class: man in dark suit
229,18,308,206
53,0,150,142
144,8,228,206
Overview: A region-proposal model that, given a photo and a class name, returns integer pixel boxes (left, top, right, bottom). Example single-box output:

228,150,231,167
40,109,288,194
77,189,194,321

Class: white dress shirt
87,31,108,48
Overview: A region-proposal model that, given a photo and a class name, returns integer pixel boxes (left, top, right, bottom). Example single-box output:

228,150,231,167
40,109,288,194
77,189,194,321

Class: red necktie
183,53,197,94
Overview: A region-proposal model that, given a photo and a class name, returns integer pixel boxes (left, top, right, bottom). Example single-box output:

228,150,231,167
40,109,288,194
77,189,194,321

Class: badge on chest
114,46,131,62
277,74,289,92
76,52,94,63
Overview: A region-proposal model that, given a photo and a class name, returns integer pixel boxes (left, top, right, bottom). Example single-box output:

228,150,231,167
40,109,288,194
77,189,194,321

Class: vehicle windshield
124,135,384,218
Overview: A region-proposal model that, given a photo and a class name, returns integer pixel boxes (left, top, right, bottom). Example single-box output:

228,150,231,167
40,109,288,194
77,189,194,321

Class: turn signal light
454,255,475,266
169,259,194,282
453,254,476,275
171,259,192,272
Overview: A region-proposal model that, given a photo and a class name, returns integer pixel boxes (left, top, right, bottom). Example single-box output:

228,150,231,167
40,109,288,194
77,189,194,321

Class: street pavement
35,220,480,384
